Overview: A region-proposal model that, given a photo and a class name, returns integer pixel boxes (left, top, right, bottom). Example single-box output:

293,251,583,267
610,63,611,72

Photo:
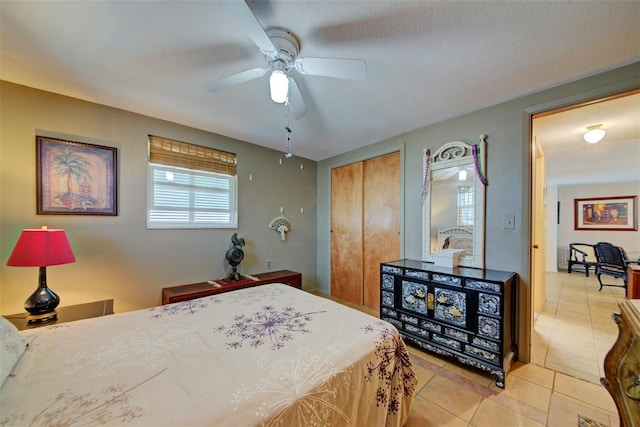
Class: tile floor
404,342,619,426
531,271,626,385
324,270,626,426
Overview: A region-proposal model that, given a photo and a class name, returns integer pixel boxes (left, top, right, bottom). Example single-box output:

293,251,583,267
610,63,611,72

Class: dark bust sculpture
224,233,245,281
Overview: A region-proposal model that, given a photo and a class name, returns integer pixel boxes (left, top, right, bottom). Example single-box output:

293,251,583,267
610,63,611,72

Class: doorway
529,89,640,381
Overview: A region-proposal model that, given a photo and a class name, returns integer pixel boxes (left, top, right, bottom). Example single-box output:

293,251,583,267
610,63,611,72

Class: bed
1,283,417,426
438,227,474,255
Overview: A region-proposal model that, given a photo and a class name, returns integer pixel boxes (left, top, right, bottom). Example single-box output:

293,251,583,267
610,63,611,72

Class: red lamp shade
7,228,75,267
6,227,75,322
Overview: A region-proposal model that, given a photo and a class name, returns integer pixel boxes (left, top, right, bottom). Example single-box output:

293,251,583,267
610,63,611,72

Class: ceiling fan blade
221,1,277,59
294,57,366,80
206,67,267,93
287,78,307,120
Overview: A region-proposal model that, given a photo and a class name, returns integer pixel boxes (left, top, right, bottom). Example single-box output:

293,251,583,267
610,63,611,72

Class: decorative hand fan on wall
207,1,367,120
269,216,292,242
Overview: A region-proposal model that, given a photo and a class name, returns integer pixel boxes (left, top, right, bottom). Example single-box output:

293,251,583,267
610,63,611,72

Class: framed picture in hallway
36,136,117,215
574,195,637,231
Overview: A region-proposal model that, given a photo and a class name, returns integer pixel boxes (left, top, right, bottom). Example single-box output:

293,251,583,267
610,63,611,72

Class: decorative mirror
422,135,487,268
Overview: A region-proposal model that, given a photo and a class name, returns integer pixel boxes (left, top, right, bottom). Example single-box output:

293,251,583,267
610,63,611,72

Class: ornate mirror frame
422,135,487,268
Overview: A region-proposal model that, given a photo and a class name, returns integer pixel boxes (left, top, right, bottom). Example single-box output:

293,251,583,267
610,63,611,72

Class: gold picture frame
574,195,637,231
36,136,117,215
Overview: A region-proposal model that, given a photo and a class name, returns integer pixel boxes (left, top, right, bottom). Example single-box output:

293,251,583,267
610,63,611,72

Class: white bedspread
1,284,416,426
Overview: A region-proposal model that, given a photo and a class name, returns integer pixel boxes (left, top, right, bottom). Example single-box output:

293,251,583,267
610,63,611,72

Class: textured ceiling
1,1,639,165
534,92,640,186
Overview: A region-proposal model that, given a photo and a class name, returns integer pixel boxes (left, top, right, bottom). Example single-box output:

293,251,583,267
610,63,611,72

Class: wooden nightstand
2,299,114,331
162,270,302,304
628,264,640,299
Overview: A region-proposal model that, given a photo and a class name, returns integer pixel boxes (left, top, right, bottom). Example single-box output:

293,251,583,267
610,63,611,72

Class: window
147,136,237,229
457,186,474,227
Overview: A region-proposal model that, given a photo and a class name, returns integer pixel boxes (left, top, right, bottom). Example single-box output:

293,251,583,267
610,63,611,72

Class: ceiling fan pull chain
285,121,293,158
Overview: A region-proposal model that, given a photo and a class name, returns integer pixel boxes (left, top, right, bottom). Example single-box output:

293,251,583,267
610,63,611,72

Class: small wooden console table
161,270,302,305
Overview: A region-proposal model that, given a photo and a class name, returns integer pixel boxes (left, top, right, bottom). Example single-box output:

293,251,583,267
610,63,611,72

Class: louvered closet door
363,152,400,309
331,162,364,305
330,152,400,308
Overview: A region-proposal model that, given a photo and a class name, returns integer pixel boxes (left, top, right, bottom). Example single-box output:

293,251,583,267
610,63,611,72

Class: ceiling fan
207,1,367,120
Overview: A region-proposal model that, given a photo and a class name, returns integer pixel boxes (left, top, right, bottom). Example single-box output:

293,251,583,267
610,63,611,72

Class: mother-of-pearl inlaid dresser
380,259,517,388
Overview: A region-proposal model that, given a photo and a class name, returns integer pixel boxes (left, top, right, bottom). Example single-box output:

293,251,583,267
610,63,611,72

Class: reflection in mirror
422,136,487,268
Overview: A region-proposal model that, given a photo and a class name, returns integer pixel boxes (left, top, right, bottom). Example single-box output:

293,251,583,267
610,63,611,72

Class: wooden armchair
567,243,597,277
594,242,640,291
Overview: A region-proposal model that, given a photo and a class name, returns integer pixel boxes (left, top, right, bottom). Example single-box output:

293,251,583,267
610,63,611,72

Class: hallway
531,271,626,384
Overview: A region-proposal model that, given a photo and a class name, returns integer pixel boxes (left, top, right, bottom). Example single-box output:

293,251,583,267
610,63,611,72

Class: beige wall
0,81,318,314
557,181,640,262
317,62,640,362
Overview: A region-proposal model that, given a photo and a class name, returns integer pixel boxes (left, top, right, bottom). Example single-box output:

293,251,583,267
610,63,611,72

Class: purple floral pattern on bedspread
1,369,166,426
223,285,287,304
147,297,219,318
214,306,326,350
363,321,417,415
146,285,289,319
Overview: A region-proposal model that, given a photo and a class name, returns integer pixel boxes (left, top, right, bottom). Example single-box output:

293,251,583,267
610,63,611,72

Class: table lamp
6,226,76,323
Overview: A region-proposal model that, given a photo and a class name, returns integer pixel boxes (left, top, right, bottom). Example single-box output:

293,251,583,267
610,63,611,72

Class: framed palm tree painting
36,136,117,215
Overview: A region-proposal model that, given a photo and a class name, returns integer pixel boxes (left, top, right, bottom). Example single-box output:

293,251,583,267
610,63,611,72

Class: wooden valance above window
148,135,236,176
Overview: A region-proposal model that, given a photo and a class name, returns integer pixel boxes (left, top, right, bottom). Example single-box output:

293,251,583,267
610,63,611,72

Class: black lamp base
26,310,58,324
24,266,60,323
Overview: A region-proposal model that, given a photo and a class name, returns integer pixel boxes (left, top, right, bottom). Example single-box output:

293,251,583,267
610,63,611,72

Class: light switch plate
504,215,515,229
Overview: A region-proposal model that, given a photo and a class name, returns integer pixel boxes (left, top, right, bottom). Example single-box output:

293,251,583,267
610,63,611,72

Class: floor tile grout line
584,274,604,371
553,388,619,419
411,349,616,426
541,272,623,423
548,371,611,420
540,271,625,385
409,353,549,425
410,393,470,425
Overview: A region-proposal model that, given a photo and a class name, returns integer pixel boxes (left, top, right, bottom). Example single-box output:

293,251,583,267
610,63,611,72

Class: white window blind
457,186,474,227
147,136,237,229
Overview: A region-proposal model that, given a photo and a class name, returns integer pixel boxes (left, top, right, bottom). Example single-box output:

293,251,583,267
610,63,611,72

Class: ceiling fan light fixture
270,70,288,103
584,124,605,144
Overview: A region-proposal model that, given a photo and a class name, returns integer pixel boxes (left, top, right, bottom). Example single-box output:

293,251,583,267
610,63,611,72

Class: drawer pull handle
625,375,640,401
